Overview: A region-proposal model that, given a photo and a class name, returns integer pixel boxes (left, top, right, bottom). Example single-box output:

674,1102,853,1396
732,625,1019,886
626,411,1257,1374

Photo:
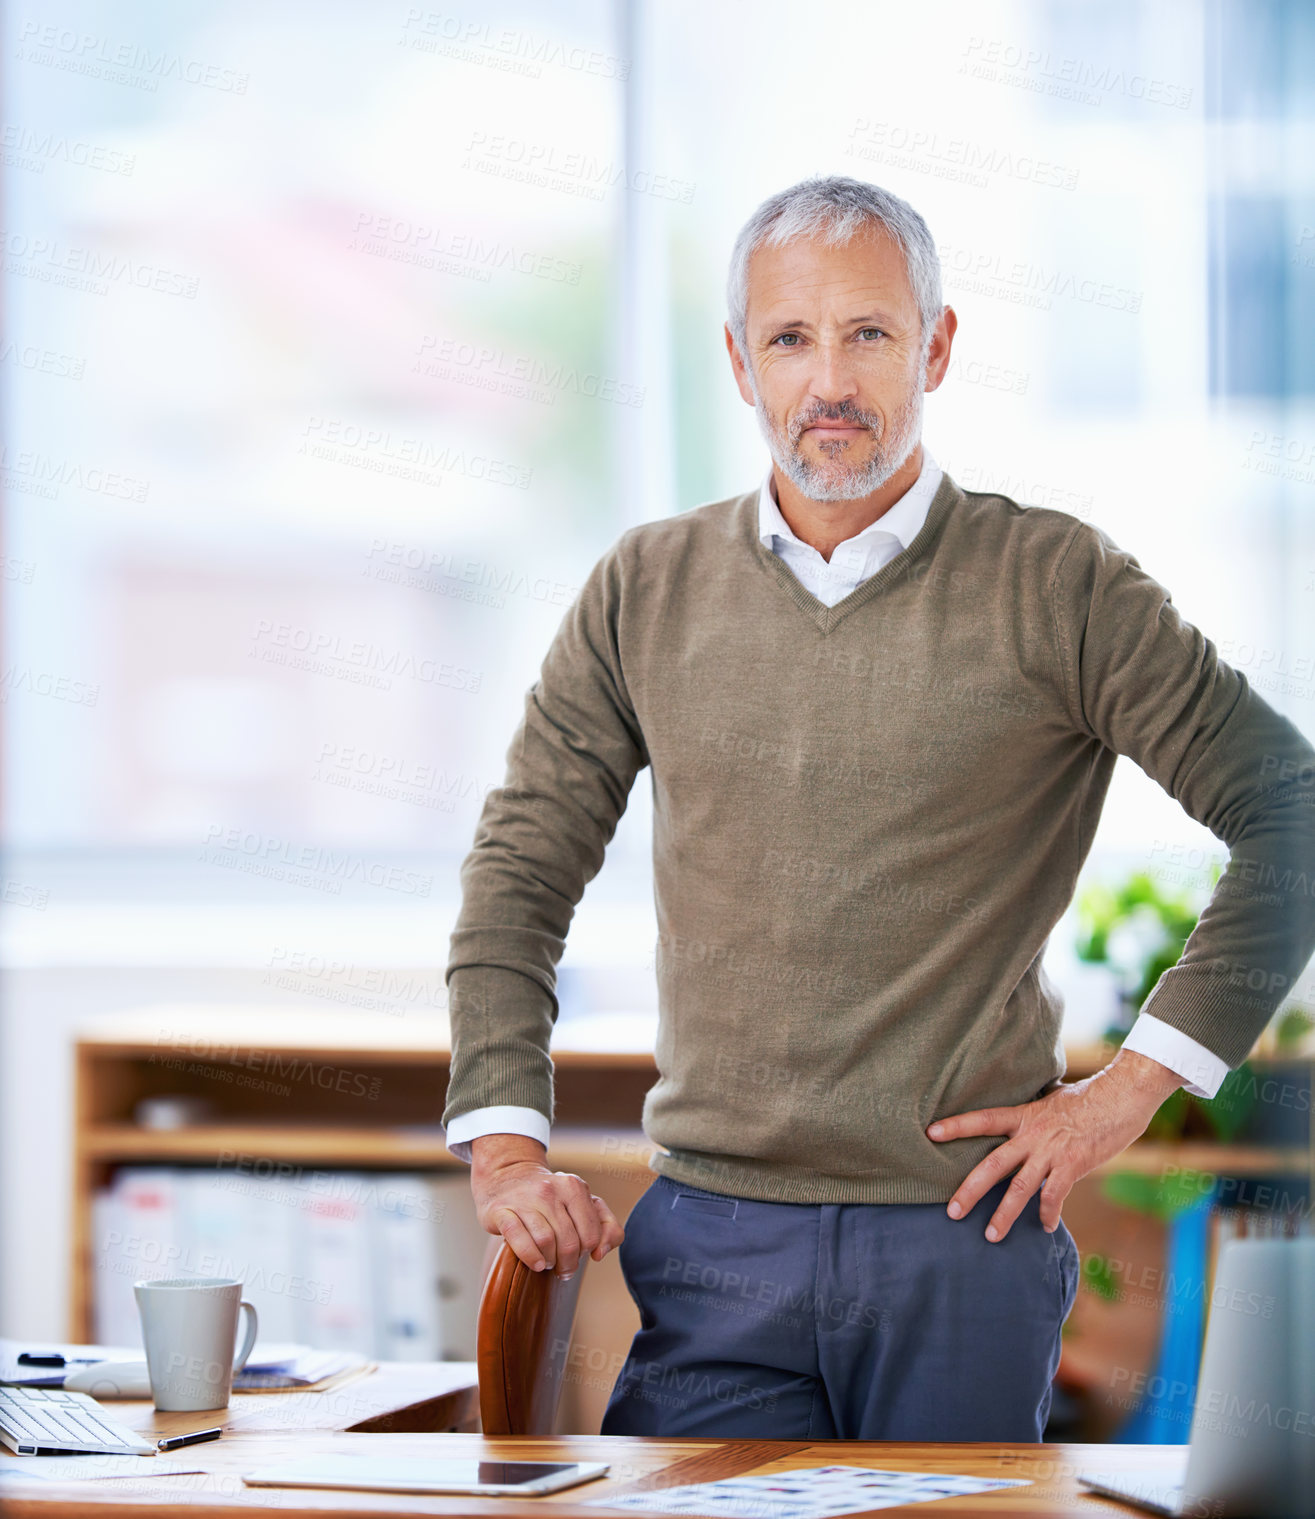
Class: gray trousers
600,1171,1080,1441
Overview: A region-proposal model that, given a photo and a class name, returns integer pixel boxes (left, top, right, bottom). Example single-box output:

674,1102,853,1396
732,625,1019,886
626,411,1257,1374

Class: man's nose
806,342,860,403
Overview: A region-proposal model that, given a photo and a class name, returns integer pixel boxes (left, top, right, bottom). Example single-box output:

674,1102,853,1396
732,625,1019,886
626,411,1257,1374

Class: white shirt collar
757,447,943,556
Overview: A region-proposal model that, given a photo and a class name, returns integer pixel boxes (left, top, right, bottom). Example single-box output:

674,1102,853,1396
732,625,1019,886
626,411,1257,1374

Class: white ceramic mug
133,1276,258,1411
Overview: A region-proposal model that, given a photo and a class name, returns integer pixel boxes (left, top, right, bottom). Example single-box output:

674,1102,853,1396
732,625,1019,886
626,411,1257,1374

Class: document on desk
0,1456,205,1482
586,1464,1031,1518
232,1348,369,1390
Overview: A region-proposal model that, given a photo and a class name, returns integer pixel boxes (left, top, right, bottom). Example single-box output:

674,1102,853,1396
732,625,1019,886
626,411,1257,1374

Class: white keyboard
0,1384,157,1456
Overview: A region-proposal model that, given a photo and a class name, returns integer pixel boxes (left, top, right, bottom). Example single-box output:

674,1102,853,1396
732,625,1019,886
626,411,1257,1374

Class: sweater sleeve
1051,521,1315,1069
442,535,649,1129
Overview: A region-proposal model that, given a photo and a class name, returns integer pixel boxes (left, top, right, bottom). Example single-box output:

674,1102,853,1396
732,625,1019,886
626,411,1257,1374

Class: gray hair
725,175,942,363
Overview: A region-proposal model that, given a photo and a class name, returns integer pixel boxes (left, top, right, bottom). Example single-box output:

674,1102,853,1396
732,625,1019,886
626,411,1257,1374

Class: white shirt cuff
444,1105,551,1164
1120,1012,1229,1099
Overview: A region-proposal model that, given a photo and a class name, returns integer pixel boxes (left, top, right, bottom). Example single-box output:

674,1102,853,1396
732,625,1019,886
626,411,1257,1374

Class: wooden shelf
80,1122,1303,1181
1090,1143,1310,1178
83,1122,458,1166
81,1122,658,1172
73,1001,659,1069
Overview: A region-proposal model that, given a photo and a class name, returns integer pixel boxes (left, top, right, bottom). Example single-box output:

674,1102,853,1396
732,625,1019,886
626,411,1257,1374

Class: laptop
1078,1234,1315,1517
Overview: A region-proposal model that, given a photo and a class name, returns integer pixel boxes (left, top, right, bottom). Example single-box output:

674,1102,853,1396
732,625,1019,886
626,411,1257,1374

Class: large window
4,0,1313,1040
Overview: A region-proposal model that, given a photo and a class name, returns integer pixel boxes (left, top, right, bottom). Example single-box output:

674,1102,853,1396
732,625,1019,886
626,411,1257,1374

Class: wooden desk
0,1361,1182,1515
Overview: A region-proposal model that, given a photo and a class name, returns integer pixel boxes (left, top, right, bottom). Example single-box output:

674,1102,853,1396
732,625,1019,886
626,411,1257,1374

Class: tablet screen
474,1462,584,1485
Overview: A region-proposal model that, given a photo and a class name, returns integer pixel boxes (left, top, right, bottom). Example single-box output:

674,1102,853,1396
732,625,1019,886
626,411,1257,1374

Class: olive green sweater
443,471,1315,1204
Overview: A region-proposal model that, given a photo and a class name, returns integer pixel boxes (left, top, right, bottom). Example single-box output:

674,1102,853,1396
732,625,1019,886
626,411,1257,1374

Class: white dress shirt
444,452,1228,1162
758,450,945,605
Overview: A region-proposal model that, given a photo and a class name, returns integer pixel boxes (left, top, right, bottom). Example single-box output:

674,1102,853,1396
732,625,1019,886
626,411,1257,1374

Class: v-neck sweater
444,471,1315,1204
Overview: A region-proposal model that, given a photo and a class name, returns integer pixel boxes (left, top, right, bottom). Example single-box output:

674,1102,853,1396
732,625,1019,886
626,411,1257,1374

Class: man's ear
725,323,756,407
924,306,958,393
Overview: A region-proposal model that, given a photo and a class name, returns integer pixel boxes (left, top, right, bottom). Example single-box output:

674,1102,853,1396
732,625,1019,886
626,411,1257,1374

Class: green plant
1274,1005,1315,1050
1074,867,1218,1018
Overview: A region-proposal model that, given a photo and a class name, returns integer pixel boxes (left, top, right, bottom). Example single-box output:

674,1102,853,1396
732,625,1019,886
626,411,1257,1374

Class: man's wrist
1102,1046,1185,1105
470,1132,549,1175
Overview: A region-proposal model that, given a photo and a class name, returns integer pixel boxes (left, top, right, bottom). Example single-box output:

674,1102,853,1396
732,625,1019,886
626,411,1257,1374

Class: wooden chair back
476,1239,588,1435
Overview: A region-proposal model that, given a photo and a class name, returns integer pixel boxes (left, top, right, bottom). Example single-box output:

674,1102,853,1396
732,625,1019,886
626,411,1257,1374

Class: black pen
16,1353,100,1367
157,1427,223,1452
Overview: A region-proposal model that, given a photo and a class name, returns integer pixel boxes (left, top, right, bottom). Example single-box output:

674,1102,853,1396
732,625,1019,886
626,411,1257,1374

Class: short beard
749,352,927,503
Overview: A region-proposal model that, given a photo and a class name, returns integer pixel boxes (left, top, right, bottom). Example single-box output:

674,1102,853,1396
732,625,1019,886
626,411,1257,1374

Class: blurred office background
3,0,1314,1438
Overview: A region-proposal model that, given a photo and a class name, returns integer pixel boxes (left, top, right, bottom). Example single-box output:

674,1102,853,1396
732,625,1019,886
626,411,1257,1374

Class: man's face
731,228,931,502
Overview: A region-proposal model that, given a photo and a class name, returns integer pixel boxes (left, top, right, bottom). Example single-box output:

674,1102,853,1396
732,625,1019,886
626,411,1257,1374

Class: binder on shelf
246,1172,304,1344
92,1168,184,1345
430,1173,492,1363
90,1183,138,1349
373,1172,441,1361
118,1166,184,1281
180,1166,250,1280
300,1173,378,1354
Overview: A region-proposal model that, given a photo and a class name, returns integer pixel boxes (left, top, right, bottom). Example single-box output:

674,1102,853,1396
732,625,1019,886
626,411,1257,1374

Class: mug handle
231,1300,259,1374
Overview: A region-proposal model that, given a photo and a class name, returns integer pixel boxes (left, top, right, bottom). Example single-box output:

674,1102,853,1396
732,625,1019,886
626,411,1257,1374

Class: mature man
441,175,1315,1441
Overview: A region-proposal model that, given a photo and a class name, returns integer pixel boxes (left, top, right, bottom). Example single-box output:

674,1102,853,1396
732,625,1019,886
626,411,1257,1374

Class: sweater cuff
443,962,557,1122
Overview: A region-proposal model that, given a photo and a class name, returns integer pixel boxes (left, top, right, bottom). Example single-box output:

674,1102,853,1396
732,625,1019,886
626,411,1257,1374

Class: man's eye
771,333,800,346
857,327,885,340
